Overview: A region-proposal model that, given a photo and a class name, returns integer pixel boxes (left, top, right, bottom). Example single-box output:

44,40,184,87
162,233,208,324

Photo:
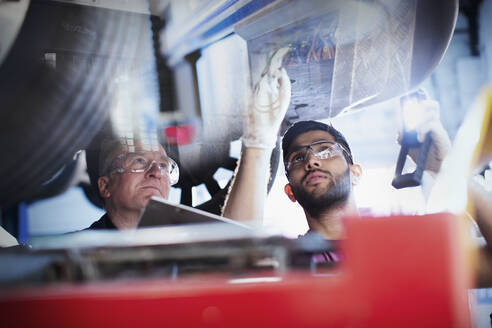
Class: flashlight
392,89,433,189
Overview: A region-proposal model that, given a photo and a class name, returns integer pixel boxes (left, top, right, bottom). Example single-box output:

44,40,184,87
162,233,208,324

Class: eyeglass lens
124,154,169,171
119,152,179,185
287,142,342,168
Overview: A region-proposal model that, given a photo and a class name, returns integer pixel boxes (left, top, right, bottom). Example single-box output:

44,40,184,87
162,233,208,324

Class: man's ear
284,184,297,202
98,176,111,199
349,164,362,186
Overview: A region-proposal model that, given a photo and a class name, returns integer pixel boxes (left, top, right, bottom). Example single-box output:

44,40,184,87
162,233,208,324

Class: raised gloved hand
398,92,451,176
242,47,292,149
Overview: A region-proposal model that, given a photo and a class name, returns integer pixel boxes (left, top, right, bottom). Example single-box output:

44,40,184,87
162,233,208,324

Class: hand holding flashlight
393,90,451,188
399,91,451,176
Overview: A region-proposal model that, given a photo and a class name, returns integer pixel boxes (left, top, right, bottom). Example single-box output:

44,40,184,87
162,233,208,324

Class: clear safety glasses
285,140,352,173
110,152,179,185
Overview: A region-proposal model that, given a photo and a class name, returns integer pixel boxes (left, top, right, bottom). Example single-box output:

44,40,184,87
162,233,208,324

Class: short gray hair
98,138,127,177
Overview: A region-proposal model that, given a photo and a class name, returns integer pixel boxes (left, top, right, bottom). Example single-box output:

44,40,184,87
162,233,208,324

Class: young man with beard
219,48,352,234
223,119,364,240
223,48,492,284
222,48,449,241
279,120,361,239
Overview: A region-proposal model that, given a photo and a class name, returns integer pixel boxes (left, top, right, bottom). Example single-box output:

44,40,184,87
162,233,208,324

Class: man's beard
290,167,351,218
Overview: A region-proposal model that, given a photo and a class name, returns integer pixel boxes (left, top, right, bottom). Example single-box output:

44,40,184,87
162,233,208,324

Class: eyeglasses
110,152,179,185
285,140,352,173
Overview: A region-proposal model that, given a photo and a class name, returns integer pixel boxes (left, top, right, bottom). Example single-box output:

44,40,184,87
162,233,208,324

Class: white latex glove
242,47,292,149
399,98,451,176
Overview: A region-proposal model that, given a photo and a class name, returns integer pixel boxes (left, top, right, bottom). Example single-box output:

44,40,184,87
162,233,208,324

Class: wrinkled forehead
116,142,167,158
99,138,167,175
286,130,335,155
119,150,169,162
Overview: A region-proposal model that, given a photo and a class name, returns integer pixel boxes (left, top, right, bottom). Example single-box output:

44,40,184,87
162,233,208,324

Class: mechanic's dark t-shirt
85,213,117,230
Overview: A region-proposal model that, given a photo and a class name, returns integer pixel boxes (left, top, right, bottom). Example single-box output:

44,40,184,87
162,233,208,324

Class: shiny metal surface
29,222,262,250
0,224,333,286
236,0,458,120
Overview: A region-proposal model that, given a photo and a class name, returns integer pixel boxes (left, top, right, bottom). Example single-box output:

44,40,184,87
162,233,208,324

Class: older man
86,138,179,230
